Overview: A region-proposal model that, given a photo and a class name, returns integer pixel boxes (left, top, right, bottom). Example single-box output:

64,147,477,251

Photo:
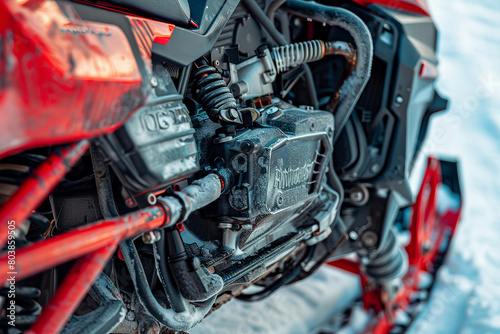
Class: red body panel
0,0,174,159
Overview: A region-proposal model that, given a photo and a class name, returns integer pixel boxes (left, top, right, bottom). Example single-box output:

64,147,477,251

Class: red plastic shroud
328,157,462,334
0,0,174,160
352,0,430,16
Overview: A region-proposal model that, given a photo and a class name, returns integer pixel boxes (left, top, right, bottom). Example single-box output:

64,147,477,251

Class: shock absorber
364,228,408,281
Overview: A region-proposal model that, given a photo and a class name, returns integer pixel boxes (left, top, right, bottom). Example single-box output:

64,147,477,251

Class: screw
213,59,220,68
361,230,378,248
277,196,284,206
349,231,359,241
151,77,158,87
395,95,403,104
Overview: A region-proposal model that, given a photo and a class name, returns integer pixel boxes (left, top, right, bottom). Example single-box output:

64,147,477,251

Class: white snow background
193,0,500,333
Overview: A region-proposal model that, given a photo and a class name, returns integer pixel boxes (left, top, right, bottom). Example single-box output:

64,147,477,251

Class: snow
195,0,500,332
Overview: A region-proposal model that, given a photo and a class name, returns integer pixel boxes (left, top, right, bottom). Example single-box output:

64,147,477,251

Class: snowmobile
0,0,462,332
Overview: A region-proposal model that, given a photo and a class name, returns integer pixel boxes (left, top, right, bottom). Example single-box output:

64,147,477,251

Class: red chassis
328,157,462,334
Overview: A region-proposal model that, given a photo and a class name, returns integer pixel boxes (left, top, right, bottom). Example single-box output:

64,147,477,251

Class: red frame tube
26,243,118,334
0,206,166,283
0,141,89,246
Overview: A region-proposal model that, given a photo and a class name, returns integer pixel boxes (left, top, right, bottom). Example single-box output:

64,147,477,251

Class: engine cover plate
206,107,333,222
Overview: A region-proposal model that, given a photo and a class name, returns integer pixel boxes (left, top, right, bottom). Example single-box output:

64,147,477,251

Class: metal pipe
26,243,117,334
0,140,89,246
281,0,373,142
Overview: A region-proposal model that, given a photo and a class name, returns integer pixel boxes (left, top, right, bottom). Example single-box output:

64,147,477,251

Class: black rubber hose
282,0,373,142
241,0,319,110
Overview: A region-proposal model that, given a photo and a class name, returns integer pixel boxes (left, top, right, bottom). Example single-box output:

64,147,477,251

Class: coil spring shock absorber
191,63,242,124
364,228,408,281
271,40,356,74
0,153,49,329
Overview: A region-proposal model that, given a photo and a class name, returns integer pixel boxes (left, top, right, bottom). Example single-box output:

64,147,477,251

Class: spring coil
272,40,324,73
192,65,237,121
0,286,42,330
364,229,408,281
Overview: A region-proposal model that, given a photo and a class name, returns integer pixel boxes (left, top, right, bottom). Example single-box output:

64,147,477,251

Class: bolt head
228,108,239,120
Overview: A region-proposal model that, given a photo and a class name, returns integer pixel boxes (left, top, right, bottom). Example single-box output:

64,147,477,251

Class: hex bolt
213,59,220,68
361,230,378,248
